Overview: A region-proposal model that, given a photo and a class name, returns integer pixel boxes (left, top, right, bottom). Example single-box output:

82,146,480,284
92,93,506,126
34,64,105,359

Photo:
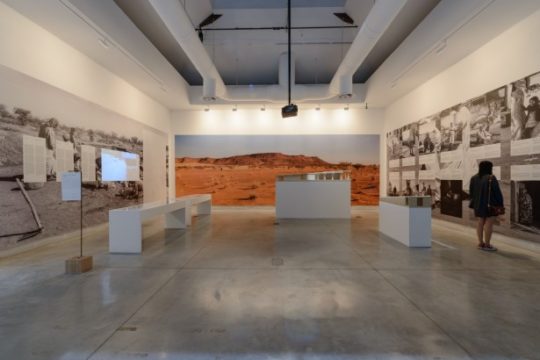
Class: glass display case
277,170,351,182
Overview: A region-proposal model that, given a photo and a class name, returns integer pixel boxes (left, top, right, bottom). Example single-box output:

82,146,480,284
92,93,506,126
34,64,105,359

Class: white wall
381,8,540,191
171,108,384,135
0,1,170,132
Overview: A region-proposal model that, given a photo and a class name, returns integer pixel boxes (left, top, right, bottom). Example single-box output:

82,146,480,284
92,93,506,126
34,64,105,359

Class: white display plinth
379,197,431,248
109,194,211,253
275,171,351,219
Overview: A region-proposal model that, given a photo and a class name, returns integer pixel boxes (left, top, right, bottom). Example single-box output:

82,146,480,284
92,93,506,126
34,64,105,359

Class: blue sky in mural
175,135,379,164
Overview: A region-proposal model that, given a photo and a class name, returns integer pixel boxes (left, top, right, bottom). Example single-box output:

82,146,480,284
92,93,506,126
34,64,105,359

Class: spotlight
232,104,237,112
260,105,266,111
333,12,354,25
344,104,349,111
204,105,210,112
199,13,222,28
315,104,320,111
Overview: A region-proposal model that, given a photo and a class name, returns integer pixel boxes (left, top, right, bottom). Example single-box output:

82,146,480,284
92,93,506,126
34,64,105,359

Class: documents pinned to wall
23,135,46,183
56,140,74,181
81,145,96,182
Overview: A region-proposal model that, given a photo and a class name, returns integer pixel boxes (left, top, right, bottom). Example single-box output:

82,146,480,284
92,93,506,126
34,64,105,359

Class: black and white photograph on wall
418,179,441,211
387,180,399,196
510,72,540,141
440,180,463,218
388,171,400,196
439,106,464,152
401,179,417,196
418,116,442,154
468,87,506,148
386,129,402,161
399,123,419,158
511,181,540,236
0,66,144,251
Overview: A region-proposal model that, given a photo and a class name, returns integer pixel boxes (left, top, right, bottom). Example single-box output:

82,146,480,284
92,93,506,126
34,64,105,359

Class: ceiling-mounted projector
281,103,298,118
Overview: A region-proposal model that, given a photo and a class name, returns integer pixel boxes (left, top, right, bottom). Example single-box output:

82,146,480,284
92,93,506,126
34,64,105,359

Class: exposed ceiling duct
329,0,407,97
147,0,226,101
149,0,406,105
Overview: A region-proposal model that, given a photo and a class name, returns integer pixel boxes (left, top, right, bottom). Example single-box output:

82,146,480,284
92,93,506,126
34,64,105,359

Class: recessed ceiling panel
212,0,347,10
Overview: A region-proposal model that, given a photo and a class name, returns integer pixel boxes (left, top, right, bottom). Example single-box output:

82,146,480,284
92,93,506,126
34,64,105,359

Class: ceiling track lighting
58,0,166,91
434,40,447,54
98,37,110,49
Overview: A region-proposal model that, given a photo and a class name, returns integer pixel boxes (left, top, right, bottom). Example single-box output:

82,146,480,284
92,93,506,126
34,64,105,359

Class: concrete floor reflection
0,209,539,360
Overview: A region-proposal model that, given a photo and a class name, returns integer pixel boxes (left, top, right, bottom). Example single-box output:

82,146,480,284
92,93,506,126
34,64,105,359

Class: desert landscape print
175,135,380,206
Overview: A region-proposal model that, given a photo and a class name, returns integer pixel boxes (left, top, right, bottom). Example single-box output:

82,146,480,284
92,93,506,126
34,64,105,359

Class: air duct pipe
147,0,226,100
329,0,407,96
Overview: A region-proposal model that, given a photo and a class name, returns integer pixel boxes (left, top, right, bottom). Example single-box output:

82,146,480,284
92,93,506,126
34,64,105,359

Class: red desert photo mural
175,135,379,206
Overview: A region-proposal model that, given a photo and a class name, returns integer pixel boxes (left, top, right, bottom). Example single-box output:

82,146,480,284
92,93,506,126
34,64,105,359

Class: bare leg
476,218,485,246
484,217,495,246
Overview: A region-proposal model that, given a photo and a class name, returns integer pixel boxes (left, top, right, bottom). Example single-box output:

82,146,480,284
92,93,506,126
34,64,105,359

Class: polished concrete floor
1,208,539,360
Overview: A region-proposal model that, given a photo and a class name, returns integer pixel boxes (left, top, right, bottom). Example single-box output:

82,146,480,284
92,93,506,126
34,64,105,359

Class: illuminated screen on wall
101,149,140,181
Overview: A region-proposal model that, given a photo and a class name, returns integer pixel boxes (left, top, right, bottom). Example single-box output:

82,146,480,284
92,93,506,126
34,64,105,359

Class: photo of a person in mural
418,116,442,154
386,129,402,160
511,181,540,236
468,87,506,148
38,117,59,180
418,180,441,210
401,179,415,196
399,123,419,158
511,72,540,141
440,180,463,218
439,107,464,152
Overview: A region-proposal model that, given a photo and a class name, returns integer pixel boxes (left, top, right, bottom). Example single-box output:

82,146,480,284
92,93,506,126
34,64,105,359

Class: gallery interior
1,0,540,359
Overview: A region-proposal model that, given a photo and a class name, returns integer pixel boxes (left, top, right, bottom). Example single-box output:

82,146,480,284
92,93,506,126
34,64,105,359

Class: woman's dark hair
478,160,493,177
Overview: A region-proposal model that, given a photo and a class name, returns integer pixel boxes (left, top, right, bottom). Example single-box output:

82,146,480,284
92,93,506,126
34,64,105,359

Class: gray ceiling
116,0,440,86
211,0,347,9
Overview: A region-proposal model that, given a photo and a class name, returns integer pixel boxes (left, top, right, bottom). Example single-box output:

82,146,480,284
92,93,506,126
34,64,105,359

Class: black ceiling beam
195,25,358,31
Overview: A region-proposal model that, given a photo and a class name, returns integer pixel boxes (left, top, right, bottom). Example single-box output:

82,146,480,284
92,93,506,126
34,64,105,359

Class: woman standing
469,161,504,251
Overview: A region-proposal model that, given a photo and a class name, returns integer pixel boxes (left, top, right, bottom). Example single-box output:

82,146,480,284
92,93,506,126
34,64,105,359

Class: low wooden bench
108,194,212,253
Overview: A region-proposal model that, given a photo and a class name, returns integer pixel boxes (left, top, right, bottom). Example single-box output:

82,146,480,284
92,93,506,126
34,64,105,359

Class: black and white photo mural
0,66,145,251
386,70,540,243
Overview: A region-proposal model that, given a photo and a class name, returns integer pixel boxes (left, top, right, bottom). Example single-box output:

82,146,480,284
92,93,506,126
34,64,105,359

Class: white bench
108,194,212,254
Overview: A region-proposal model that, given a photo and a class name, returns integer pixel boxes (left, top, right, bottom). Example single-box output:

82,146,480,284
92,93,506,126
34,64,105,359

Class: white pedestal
379,198,431,248
276,180,351,219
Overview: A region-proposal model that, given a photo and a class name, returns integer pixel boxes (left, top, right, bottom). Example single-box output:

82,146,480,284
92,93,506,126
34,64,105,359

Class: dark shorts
474,207,495,218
